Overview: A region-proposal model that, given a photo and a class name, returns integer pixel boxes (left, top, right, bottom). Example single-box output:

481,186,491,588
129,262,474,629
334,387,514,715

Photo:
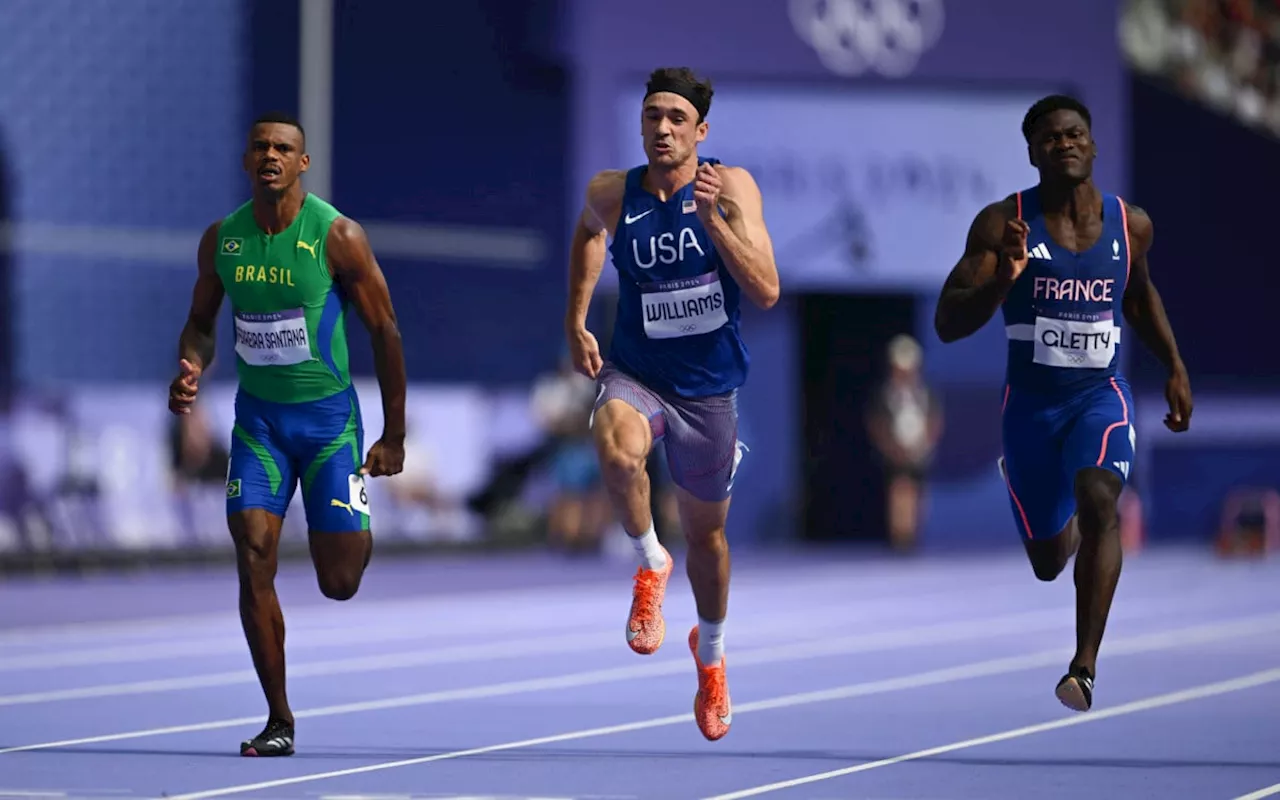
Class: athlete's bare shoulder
710,163,754,183
582,169,626,235
966,194,1020,252
710,163,762,203
1120,199,1153,257
197,221,221,275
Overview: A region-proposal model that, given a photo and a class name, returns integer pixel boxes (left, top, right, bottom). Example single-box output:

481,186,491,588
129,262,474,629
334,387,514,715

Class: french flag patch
682,199,697,214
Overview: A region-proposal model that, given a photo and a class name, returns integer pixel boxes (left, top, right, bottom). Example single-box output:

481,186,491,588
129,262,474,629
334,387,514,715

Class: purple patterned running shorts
592,362,747,502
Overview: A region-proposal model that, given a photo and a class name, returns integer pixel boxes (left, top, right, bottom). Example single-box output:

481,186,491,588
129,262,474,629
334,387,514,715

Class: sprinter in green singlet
168,112,407,757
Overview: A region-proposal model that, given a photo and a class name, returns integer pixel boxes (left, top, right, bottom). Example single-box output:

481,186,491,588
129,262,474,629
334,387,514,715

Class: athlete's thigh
1001,390,1075,541
1062,377,1136,486
662,390,744,506
227,390,297,519
286,388,371,533
592,362,666,455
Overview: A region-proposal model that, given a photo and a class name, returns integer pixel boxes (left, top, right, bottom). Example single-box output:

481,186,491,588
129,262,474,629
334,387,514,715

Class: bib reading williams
608,157,749,398
1001,187,1131,396
215,193,352,404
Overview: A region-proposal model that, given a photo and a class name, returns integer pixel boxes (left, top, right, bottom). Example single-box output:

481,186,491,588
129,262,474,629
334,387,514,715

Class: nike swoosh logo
720,710,732,725
624,210,653,224
626,625,640,641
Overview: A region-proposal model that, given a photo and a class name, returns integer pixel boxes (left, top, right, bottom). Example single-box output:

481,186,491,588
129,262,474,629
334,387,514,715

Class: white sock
697,616,725,665
628,522,666,571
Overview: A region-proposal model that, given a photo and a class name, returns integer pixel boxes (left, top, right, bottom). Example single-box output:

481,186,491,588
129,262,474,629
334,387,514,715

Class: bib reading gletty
1000,188,1132,395
215,194,355,404
607,157,749,398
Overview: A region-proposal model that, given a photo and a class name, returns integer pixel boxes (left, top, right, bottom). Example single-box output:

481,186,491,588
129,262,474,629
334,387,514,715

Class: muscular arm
327,217,407,442
933,200,1017,343
177,222,225,370
564,170,623,332
706,166,780,309
1121,203,1186,377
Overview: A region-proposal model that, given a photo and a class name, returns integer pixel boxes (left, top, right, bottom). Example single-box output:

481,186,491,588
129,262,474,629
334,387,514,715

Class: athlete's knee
316,568,363,601
686,524,728,558
230,512,281,592
310,530,371,601
1074,468,1122,533
1029,549,1067,581
593,402,651,487
678,492,730,555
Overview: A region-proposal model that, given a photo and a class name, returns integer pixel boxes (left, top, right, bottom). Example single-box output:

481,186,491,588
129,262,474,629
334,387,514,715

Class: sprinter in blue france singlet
999,185,1138,543
934,94,1193,715
607,157,749,399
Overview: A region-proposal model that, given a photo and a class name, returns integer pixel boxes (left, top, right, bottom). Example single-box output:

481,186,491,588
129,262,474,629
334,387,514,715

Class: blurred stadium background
0,0,1275,574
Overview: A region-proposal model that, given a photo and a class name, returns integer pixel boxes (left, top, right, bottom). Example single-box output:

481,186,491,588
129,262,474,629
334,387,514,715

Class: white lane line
0,567,1015,652
0,597,936,706
1232,783,1280,800
154,630,1280,800
0,572,1220,672
0,586,1204,705
0,604,1109,754
0,577,1036,673
8,608,1279,765
0,582,633,651
702,667,1280,799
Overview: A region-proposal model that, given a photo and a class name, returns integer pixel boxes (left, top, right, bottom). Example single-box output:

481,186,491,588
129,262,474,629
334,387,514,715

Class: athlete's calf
230,509,291,724
1071,466,1124,675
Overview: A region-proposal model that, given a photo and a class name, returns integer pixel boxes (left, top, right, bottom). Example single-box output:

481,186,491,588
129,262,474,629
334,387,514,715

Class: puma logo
330,498,354,514
296,239,319,258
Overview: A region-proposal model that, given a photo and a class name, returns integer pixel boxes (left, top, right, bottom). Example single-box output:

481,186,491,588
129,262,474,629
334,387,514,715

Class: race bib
234,308,312,366
348,474,371,516
1033,315,1120,369
640,272,729,340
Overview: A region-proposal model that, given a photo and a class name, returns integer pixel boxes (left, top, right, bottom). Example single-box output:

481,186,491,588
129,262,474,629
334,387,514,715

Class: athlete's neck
251,186,307,235
642,159,697,200
1037,179,1100,224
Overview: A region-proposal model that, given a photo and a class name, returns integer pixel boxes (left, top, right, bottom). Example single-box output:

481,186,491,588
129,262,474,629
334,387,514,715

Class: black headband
644,81,708,120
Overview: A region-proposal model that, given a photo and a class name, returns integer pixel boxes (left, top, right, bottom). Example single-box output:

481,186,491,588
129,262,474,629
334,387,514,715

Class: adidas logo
1028,242,1052,260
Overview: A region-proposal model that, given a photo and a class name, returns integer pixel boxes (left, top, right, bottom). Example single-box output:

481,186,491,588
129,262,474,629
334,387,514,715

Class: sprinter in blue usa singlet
607,155,749,399
562,68,782,742
933,95,1192,714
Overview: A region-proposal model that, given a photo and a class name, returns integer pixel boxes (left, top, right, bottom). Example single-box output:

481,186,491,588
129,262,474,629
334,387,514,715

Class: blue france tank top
607,157,749,398
1000,187,1132,395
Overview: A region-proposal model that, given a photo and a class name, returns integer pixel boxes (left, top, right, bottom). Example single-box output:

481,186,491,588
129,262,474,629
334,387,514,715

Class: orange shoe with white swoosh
689,625,732,740
625,545,672,654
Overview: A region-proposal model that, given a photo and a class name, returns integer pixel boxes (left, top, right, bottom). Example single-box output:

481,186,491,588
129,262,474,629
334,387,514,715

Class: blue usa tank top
606,157,749,398
1000,187,1132,395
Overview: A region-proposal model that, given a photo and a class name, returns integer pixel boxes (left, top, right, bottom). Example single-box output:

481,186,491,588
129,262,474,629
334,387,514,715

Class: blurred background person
530,351,612,555
865,334,943,552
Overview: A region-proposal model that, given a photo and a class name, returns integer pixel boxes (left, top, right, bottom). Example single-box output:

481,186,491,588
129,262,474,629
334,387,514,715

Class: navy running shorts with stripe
225,385,370,532
1000,376,1135,541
